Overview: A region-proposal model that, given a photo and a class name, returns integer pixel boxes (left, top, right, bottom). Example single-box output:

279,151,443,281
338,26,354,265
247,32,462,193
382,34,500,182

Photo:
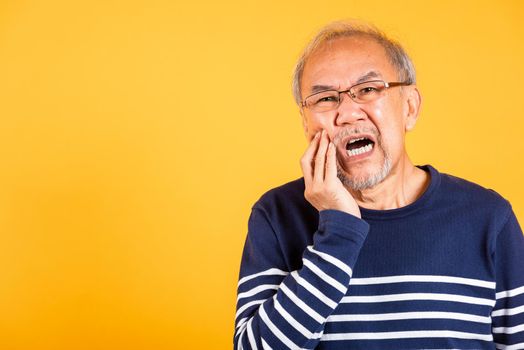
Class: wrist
340,206,361,218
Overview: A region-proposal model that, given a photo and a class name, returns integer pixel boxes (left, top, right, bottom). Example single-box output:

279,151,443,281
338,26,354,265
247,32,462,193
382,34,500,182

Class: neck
349,154,429,211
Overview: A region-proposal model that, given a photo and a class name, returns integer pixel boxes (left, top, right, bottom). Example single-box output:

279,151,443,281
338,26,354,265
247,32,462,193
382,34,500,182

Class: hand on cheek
300,130,361,218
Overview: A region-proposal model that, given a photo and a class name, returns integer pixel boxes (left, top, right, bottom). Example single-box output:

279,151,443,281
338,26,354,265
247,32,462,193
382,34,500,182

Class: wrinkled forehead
301,36,397,95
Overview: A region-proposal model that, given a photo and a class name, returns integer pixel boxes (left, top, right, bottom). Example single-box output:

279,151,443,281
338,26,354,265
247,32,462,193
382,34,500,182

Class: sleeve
234,207,369,350
491,207,524,349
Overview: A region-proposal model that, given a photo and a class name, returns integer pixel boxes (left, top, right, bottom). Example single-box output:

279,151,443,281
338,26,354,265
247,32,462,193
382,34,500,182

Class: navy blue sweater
234,165,524,349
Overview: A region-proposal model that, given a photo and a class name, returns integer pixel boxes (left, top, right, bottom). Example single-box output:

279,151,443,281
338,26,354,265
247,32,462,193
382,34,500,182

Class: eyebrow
355,71,382,84
310,84,336,94
308,71,384,95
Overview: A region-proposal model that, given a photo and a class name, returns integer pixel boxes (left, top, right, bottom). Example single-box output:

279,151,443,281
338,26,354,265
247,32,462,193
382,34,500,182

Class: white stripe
246,318,258,350
492,324,524,334
274,297,323,339
236,317,248,329
291,271,338,309
259,303,302,350
238,268,288,287
341,292,494,306
321,330,493,341
261,338,272,350
235,319,249,338
492,304,524,317
237,284,279,301
237,322,247,350
307,246,352,276
280,283,325,324
496,285,524,300
350,275,495,289
327,311,491,324
302,258,347,293
236,299,265,320
238,335,243,350
495,342,524,350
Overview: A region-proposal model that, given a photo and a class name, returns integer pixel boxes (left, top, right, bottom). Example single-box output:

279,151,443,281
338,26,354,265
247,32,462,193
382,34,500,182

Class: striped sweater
234,165,524,349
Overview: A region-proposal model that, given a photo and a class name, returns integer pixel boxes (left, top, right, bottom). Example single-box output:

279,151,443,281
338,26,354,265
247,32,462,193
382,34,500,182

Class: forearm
234,210,369,349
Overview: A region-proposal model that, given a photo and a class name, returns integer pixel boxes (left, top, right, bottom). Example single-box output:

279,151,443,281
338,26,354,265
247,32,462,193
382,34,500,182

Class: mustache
332,127,380,146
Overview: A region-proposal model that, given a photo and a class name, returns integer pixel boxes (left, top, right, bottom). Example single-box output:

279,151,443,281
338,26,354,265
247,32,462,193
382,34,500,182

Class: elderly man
234,21,524,350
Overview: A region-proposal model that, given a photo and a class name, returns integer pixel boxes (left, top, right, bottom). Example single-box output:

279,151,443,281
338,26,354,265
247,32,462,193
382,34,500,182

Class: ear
404,86,422,132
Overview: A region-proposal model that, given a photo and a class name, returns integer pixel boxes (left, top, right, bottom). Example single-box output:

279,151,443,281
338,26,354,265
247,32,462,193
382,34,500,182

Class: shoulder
438,169,508,205
251,178,318,237
252,177,317,228
434,166,512,224
253,177,309,213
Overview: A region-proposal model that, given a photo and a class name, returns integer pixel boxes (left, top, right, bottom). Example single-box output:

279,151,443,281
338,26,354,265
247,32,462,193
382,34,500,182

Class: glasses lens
305,91,339,112
351,81,387,103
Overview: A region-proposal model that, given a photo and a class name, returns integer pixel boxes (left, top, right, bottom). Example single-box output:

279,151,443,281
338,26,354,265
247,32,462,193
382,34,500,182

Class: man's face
300,36,419,190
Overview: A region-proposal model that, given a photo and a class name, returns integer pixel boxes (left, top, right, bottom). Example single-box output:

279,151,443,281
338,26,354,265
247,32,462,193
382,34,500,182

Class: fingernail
314,131,320,139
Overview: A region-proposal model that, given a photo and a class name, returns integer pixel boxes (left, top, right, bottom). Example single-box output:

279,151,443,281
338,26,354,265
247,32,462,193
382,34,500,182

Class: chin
337,157,392,191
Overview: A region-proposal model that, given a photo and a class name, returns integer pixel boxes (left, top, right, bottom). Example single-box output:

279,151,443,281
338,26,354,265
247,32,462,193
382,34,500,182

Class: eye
311,92,339,105
358,86,379,94
317,95,338,103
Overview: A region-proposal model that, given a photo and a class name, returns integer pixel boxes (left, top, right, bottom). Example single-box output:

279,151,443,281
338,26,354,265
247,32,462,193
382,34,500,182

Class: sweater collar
359,165,440,220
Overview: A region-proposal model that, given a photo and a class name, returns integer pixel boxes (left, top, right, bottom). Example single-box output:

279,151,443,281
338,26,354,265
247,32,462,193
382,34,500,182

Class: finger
325,142,338,181
300,131,321,184
313,130,329,183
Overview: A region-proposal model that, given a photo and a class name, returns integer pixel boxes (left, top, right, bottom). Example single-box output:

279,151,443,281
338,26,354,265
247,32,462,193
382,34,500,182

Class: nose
334,92,367,126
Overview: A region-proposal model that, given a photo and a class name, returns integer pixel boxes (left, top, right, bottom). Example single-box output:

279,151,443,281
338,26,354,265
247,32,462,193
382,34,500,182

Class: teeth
349,137,365,144
347,143,373,157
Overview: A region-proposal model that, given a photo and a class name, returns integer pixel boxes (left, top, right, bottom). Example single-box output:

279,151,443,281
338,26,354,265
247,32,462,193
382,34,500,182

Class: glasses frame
301,80,411,111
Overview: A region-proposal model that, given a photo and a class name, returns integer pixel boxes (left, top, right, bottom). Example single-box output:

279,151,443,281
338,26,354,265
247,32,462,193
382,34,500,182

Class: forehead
301,36,397,95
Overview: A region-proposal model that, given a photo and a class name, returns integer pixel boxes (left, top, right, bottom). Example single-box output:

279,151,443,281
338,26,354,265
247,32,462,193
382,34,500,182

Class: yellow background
0,1,523,349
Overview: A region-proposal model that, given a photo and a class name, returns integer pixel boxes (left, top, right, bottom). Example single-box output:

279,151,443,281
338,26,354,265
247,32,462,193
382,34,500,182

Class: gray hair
292,20,416,105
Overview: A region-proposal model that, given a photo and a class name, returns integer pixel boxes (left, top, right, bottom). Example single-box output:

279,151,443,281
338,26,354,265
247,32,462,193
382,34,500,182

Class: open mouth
346,137,375,157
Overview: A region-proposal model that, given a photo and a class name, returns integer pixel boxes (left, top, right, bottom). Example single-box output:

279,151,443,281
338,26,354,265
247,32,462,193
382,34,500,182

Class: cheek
372,101,406,141
379,125,406,155
373,118,405,152
304,114,335,138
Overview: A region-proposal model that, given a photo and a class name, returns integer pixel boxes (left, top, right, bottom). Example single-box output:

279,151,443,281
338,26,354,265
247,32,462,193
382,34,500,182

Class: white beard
333,127,392,191
337,154,391,191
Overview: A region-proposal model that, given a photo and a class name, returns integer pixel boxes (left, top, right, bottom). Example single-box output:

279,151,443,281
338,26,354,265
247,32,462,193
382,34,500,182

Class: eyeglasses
301,80,411,113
